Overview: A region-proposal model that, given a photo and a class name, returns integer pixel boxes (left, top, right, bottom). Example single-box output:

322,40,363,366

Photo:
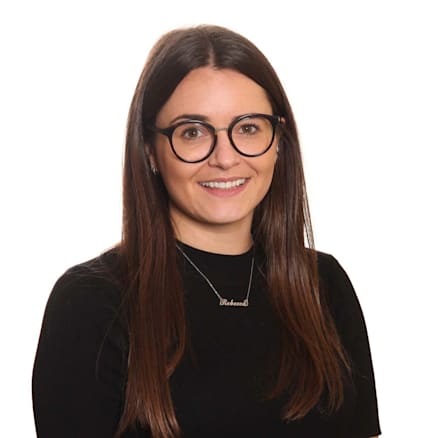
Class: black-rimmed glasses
148,113,281,163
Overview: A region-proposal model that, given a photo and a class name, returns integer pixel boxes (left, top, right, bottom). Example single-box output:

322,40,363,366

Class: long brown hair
117,25,349,437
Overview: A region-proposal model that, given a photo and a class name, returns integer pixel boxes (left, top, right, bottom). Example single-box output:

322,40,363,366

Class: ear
276,116,286,135
275,117,285,158
145,144,159,174
144,143,154,164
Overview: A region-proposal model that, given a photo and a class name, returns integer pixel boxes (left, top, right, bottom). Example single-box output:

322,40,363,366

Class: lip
198,177,250,197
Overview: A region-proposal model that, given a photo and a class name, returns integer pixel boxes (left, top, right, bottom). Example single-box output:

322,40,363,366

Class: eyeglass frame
147,112,282,163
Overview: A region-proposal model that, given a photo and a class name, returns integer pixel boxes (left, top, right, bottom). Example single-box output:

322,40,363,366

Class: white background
1,1,437,436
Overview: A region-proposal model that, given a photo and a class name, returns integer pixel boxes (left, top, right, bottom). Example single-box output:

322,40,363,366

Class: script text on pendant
219,298,249,307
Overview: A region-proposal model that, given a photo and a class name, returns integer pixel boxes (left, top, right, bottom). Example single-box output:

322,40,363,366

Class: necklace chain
176,244,254,307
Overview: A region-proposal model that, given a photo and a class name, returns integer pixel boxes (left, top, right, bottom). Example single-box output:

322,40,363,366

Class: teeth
200,179,246,189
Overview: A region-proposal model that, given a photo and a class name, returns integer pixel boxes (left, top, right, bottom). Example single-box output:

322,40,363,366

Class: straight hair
116,25,349,437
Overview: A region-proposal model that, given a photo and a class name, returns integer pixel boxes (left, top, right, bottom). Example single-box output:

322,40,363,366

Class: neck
171,218,253,256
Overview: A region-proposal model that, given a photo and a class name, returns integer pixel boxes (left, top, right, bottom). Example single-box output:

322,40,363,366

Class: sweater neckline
176,240,255,283
176,240,254,259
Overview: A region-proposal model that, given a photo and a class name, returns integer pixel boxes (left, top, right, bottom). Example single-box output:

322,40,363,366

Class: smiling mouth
199,178,247,189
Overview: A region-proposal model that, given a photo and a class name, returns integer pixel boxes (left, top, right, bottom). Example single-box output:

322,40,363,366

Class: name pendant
219,298,249,307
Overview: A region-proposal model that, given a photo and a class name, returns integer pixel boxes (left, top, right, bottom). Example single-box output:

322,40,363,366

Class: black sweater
32,244,381,437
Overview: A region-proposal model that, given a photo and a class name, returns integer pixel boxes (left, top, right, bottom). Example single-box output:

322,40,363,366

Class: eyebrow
169,114,210,125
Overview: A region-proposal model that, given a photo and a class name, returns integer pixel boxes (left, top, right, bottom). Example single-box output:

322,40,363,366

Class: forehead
156,67,272,125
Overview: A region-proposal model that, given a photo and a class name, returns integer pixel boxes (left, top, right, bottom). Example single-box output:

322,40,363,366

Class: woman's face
151,67,279,240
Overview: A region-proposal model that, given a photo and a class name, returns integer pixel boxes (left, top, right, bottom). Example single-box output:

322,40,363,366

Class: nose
207,129,240,169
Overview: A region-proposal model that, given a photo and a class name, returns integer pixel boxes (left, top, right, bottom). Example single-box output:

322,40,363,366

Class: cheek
159,164,184,198
154,140,179,183
260,152,277,179
153,137,170,171
157,157,201,202
262,168,276,194
259,156,277,193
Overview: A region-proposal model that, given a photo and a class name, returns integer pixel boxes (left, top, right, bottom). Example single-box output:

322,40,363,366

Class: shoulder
43,247,125,331
316,251,350,286
315,251,367,341
316,250,357,306
34,249,128,436
52,247,122,300
316,253,381,435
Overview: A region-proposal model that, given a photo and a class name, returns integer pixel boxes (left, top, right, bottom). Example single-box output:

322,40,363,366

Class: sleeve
32,265,128,438
320,253,381,438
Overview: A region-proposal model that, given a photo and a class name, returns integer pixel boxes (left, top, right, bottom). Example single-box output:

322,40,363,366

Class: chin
201,211,252,227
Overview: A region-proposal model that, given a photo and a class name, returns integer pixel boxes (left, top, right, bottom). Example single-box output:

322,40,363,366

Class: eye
238,123,259,135
182,127,202,139
176,123,210,141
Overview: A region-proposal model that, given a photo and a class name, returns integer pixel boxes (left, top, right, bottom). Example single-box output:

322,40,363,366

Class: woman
33,25,381,437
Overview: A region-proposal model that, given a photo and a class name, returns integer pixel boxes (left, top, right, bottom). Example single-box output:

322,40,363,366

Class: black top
32,244,381,437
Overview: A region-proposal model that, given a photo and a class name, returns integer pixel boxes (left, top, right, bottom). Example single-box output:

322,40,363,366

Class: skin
150,67,280,255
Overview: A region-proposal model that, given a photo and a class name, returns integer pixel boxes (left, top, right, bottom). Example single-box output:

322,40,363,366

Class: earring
150,163,158,175
276,144,280,154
